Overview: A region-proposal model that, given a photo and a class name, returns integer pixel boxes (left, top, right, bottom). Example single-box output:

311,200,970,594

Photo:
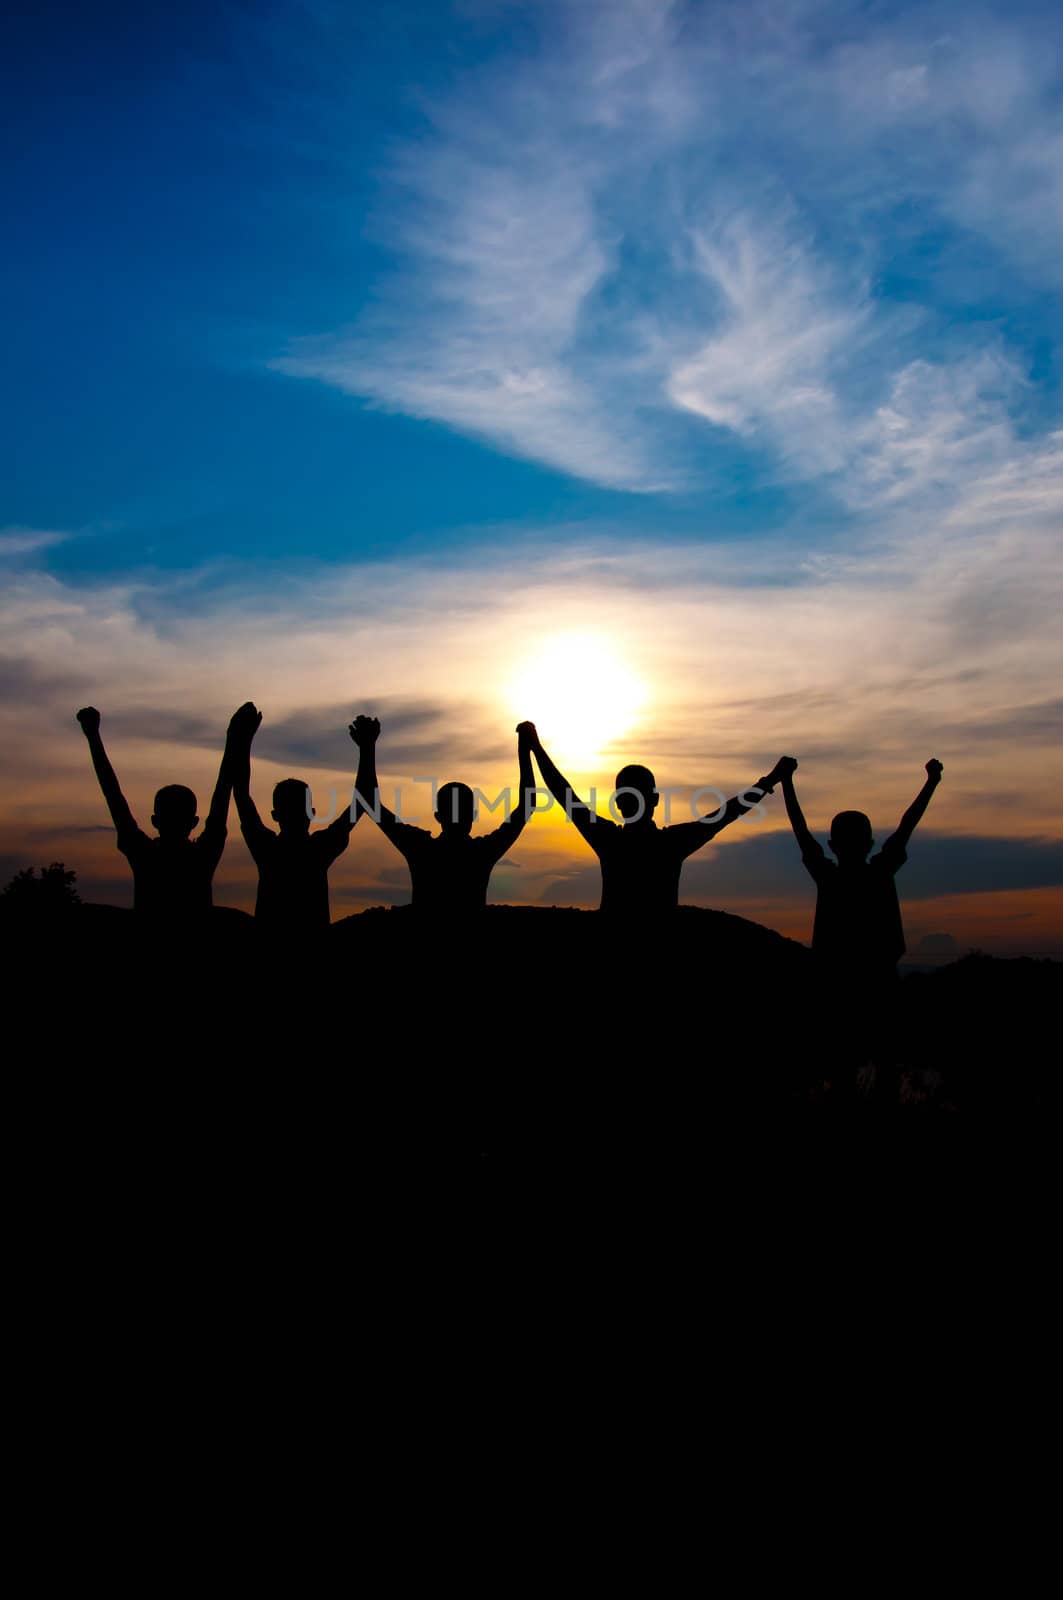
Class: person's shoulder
243,821,277,861
393,821,432,849
476,819,518,846
194,821,227,848
241,811,274,840
659,819,693,849
311,820,344,846
117,824,153,859
873,835,907,873
802,845,833,883
405,821,434,840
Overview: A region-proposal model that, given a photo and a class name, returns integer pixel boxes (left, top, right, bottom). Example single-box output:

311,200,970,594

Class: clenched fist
349,715,380,745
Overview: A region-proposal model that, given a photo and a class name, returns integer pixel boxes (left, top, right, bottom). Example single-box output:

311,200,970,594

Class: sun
507,631,645,768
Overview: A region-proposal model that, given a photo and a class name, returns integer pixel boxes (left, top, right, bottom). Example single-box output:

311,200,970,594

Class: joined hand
228,702,262,742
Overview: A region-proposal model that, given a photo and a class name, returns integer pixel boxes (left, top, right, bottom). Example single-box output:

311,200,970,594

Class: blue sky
6,0,1062,577
3,0,1063,946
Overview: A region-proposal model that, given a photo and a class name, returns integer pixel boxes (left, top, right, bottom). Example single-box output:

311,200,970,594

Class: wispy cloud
270,0,1063,503
275,157,662,488
273,3,688,490
850,349,1029,510
827,10,1063,279
0,527,73,558
96,697,505,773
667,214,868,477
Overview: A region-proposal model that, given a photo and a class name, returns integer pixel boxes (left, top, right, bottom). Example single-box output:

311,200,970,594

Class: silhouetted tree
1,862,81,913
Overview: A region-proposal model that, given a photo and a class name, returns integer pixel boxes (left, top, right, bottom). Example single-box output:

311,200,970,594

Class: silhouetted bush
1,862,81,916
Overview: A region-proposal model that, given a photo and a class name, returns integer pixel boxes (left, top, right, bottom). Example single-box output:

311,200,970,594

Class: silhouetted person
350,716,536,912
227,704,363,934
779,757,943,1102
76,703,250,923
779,757,943,980
525,724,790,913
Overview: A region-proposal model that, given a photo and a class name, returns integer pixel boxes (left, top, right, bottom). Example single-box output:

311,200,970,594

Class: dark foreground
5,902,1055,1349
7,900,1057,1124
6,897,1053,1573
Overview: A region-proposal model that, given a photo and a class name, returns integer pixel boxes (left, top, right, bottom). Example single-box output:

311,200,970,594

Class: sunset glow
3,1,1062,959
507,632,645,767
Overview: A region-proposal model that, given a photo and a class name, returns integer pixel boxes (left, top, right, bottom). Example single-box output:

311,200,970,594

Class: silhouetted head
614,764,658,823
272,778,313,834
829,810,874,864
152,784,199,840
435,781,475,836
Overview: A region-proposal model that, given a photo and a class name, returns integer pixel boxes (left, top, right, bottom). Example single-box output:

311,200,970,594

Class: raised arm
886,760,943,852
671,756,793,857
226,701,268,838
76,707,138,840
349,715,400,835
524,724,600,845
483,722,538,855
778,758,818,857
513,722,536,829
312,710,370,844
202,703,256,838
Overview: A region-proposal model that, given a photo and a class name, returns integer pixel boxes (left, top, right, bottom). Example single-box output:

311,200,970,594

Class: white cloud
951,128,1063,274
276,155,664,488
269,0,1063,510
274,2,694,490
666,219,1032,512
849,350,1027,508
0,527,72,558
826,12,1063,276
667,216,867,475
